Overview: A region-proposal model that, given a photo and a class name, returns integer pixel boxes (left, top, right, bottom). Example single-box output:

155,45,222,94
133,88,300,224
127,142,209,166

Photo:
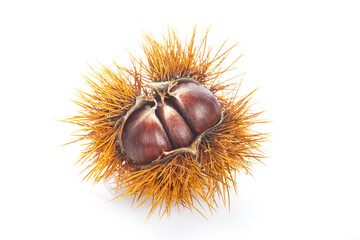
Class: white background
1,0,359,239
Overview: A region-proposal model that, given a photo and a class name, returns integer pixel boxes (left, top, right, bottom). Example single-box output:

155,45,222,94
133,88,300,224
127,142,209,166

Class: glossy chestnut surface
121,103,172,165
168,81,222,135
121,81,221,165
156,100,194,149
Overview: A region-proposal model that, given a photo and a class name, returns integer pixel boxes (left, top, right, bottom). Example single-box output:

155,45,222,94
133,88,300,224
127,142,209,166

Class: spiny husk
131,26,243,94
64,65,144,182
66,26,266,219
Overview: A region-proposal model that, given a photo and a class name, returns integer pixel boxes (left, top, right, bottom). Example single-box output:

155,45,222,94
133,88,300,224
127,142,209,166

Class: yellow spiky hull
65,27,266,219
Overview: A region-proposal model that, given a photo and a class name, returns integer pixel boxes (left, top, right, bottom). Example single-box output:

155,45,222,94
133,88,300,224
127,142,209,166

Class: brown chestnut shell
155,100,194,149
168,81,221,135
121,103,172,165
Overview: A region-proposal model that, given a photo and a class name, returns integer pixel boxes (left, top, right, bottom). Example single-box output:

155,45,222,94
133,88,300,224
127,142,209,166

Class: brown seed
168,81,221,135
156,99,194,149
121,103,172,165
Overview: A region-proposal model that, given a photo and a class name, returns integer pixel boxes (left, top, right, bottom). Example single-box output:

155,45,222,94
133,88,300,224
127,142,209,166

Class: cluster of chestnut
120,79,222,166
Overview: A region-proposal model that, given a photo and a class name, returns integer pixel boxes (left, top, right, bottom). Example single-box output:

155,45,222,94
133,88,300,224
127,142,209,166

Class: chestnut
155,100,194,149
121,103,172,165
121,80,222,165
168,81,221,135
